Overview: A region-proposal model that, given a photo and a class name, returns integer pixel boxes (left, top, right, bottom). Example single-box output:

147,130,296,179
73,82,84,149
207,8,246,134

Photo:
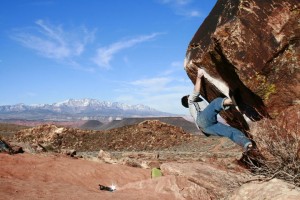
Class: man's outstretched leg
203,122,252,150
197,97,252,150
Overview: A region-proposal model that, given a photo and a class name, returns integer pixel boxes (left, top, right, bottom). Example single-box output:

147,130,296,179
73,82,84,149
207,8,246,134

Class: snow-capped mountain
51,99,156,111
0,99,173,121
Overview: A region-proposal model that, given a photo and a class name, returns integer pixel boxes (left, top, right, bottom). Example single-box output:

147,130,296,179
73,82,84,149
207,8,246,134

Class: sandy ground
0,153,172,200
0,122,246,199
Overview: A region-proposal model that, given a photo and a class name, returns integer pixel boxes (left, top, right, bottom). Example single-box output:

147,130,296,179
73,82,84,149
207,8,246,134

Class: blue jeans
196,97,251,150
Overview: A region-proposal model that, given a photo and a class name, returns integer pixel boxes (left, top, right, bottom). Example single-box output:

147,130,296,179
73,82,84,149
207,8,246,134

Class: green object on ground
151,168,162,178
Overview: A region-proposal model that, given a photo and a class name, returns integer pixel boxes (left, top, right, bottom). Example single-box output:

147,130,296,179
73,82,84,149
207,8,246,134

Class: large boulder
160,161,251,199
160,162,300,199
229,178,300,200
184,0,299,132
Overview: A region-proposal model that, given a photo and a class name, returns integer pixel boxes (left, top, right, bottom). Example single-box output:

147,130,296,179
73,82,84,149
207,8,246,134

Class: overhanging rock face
184,0,299,133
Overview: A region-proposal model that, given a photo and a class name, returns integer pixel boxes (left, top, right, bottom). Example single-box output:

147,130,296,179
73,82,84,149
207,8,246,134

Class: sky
0,0,217,115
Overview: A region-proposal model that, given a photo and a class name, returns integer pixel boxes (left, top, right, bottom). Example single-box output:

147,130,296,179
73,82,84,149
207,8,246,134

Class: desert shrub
245,112,300,186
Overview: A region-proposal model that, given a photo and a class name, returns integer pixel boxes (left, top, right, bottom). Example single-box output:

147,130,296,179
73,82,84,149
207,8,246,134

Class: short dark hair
181,95,189,108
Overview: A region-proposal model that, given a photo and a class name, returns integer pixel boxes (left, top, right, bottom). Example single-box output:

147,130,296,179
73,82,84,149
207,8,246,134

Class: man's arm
194,68,204,93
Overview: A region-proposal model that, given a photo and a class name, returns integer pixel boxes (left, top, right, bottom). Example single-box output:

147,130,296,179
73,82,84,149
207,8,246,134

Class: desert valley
1,0,299,199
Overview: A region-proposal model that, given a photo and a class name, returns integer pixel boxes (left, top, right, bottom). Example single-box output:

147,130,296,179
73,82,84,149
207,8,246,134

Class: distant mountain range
0,98,176,121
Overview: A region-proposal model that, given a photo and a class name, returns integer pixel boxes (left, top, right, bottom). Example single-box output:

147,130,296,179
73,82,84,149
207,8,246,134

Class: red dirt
0,153,174,200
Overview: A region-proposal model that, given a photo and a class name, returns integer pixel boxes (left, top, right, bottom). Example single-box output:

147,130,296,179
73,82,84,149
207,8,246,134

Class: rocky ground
1,120,300,199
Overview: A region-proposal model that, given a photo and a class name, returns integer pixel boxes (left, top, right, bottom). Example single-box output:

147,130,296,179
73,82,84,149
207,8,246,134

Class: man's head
181,95,189,108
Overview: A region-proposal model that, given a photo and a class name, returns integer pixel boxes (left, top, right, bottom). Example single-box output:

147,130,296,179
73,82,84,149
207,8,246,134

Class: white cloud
92,33,161,69
180,10,201,17
171,61,183,68
158,0,191,5
189,10,201,17
130,77,173,95
157,0,202,17
159,61,184,76
116,61,192,114
117,75,193,114
11,19,95,64
131,77,171,88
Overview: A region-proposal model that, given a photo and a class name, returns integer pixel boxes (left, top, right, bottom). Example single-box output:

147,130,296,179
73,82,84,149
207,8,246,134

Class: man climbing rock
181,68,253,152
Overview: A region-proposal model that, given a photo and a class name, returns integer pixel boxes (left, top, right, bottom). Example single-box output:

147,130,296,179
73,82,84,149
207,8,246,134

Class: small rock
61,149,76,157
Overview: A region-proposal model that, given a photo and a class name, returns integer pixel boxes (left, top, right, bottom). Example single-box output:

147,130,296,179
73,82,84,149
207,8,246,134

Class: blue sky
0,0,217,115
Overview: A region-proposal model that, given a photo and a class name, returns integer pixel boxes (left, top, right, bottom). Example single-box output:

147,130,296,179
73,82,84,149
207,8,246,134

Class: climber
181,68,253,151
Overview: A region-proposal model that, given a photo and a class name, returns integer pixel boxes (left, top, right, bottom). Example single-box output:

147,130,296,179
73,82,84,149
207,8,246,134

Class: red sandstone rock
14,120,192,152
184,0,299,132
229,178,300,200
161,161,250,199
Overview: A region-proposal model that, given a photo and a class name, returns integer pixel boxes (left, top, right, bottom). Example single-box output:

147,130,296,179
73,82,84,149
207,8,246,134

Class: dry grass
245,111,300,186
